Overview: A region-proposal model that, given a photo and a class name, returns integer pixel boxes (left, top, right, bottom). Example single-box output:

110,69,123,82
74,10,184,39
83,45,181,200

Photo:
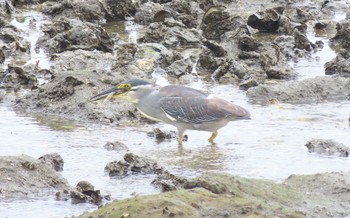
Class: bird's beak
90,86,128,102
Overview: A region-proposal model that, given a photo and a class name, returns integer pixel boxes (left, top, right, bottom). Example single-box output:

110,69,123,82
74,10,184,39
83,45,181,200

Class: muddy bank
79,172,350,218
0,154,106,205
0,0,347,123
0,154,70,199
247,76,350,104
80,151,350,217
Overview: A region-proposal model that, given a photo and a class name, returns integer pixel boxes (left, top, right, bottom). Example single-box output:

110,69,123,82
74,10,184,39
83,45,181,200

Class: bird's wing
159,85,250,124
159,96,219,124
206,95,250,119
158,85,213,123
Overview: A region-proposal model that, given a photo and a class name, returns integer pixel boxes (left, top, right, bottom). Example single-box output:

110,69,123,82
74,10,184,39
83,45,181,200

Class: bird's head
90,79,152,103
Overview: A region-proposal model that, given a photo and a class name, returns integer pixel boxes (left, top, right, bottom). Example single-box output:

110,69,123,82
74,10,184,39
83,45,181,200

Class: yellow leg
208,130,218,143
178,136,183,145
177,128,185,145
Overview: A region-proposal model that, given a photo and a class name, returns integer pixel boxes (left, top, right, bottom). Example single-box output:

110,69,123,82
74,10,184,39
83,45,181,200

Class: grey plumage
91,79,250,145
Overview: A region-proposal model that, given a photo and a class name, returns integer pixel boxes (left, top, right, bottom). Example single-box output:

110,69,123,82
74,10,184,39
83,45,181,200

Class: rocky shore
0,0,349,217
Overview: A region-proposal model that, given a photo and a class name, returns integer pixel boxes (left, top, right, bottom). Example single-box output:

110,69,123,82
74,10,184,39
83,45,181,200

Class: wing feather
159,86,250,124
160,97,217,124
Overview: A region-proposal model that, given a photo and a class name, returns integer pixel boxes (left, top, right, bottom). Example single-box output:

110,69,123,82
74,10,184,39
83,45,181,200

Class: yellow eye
117,83,131,90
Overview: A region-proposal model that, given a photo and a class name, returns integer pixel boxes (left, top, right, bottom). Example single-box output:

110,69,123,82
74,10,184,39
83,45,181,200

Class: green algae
79,173,306,218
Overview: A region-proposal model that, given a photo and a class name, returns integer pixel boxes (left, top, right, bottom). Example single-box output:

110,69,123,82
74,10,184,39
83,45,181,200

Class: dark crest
124,79,151,87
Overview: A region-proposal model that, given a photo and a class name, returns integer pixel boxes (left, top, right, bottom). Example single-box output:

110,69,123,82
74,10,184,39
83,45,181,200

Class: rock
305,139,349,157
259,43,296,79
70,189,89,204
273,34,311,60
43,76,83,101
41,1,76,20
291,8,311,23
12,0,47,5
275,15,295,35
273,35,296,60
233,39,295,87
184,174,231,194
247,76,350,104
14,50,138,124
314,21,329,33
135,1,199,27
38,153,64,171
152,170,188,192
147,128,176,143
105,160,130,176
0,0,15,14
210,59,231,81
135,43,176,68
50,49,116,73
73,0,106,22
294,29,314,51
76,181,95,193
0,25,29,56
197,52,223,72
55,189,70,201
239,74,266,90
103,0,137,21
112,43,138,69
202,40,226,57
329,20,350,50
104,141,129,152
325,39,350,77
168,0,200,28
166,56,196,78
201,6,248,39
79,172,350,218
238,35,261,52
231,34,296,87
47,0,106,23
226,60,248,79
1,64,38,90
139,22,201,47
325,54,350,78
124,153,162,174
154,10,173,23
247,8,281,32
134,2,167,25
72,181,104,205
0,154,71,200
37,18,113,54
105,153,163,176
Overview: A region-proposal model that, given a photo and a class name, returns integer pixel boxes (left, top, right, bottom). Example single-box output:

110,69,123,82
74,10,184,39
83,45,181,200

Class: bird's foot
208,130,218,144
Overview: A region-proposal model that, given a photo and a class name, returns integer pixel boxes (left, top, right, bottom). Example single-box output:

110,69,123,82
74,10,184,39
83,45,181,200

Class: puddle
291,34,336,80
9,10,51,70
103,18,143,43
291,10,347,80
0,106,159,217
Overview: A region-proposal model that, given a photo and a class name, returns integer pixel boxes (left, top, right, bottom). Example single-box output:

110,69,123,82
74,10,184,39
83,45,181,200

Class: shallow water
0,85,349,217
9,10,51,70
291,10,346,80
291,35,336,80
1,6,350,218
